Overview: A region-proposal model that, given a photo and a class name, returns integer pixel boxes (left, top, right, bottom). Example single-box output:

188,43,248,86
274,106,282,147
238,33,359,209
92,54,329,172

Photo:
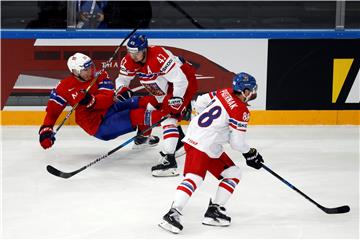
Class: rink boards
1,30,359,124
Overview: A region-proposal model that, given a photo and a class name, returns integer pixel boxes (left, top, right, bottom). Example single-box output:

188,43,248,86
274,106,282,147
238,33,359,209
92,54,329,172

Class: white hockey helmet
67,52,94,76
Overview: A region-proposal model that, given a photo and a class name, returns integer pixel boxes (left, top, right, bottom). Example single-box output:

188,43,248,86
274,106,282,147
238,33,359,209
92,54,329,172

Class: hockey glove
243,148,264,170
39,125,56,149
168,97,184,114
79,90,96,108
116,86,133,102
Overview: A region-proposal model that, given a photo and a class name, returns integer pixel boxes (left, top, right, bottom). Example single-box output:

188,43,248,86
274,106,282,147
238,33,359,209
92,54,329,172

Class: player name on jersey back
219,89,238,110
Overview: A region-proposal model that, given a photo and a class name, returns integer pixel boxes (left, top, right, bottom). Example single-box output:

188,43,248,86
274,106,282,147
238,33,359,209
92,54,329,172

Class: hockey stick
53,27,139,137
47,115,169,179
261,163,350,214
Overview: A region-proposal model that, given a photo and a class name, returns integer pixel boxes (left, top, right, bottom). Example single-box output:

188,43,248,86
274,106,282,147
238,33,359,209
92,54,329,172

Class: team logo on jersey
242,112,250,121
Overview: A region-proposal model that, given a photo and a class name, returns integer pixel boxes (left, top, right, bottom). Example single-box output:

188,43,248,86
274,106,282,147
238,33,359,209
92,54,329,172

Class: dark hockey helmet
232,72,258,101
233,72,257,92
126,34,148,53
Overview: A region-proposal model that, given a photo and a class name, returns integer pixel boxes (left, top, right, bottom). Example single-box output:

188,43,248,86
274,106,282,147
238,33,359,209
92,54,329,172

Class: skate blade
152,168,179,177
202,217,230,227
159,221,181,234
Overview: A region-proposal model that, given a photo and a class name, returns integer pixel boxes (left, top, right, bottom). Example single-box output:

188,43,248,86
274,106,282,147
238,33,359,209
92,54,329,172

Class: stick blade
46,165,77,179
322,205,350,214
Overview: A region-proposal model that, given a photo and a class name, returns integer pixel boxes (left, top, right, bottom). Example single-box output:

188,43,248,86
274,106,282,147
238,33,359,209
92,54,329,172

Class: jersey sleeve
42,87,67,127
115,55,136,89
229,130,250,153
93,71,115,110
159,47,188,98
228,106,251,153
193,91,216,116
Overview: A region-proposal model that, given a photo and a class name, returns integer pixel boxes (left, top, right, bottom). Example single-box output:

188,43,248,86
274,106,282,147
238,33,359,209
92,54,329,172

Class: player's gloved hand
39,125,56,149
168,96,184,114
243,148,264,169
78,90,96,108
116,86,133,102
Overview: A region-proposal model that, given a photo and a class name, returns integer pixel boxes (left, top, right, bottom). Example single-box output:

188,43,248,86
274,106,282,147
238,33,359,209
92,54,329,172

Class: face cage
241,84,258,102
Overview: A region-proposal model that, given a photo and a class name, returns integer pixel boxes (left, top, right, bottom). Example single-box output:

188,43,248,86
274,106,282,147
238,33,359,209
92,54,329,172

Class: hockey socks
213,178,240,206
172,173,203,211
213,166,241,206
162,124,179,154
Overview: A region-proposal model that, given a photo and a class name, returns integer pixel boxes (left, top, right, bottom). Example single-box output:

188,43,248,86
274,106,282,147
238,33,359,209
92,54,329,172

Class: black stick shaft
262,164,323,209
47,116,168,179
261,164,350,214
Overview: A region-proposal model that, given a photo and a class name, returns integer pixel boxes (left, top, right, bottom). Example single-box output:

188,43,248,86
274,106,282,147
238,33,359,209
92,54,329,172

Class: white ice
1,125,359,239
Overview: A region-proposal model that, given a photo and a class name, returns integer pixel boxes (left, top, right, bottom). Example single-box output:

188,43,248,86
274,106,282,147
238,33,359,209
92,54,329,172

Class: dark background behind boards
267,39,360,110
1,1,359,29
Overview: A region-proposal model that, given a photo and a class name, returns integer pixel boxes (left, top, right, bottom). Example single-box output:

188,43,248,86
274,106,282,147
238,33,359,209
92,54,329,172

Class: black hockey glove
243,148,264,170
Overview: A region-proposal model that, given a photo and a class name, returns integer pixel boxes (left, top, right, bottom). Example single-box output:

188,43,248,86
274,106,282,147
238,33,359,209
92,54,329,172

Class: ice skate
159,140,185,158
132,135,159,150
202,199,231,227
151,153,179,177
159,208,183,234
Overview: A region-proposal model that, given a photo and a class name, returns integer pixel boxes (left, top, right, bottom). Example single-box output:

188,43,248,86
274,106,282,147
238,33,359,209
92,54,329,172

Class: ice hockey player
158,72,264,234
39,52,163,150
115,33,198,177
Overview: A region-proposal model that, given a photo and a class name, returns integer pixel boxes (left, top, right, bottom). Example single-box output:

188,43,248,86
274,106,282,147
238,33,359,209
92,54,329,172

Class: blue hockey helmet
232,72,257,93
126,34,148,53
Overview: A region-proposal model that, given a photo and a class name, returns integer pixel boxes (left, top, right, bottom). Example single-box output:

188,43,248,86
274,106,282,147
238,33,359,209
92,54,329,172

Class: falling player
115,33,198,177
39,52,164,150
159,72,264,234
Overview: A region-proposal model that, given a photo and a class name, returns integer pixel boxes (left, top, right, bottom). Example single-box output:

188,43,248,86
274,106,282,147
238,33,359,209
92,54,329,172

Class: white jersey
193,91,216,116
183,88,251,158
115,46,189,103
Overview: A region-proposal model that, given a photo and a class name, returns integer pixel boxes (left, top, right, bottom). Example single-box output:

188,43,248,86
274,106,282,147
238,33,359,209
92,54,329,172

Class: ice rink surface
1,125,359,239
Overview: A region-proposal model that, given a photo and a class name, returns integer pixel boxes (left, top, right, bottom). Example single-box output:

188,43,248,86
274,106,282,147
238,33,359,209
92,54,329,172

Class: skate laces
157,152,170,165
